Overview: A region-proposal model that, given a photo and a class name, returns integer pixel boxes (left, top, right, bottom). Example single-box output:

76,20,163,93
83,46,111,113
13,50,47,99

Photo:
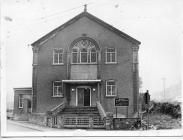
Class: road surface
7,120,40,132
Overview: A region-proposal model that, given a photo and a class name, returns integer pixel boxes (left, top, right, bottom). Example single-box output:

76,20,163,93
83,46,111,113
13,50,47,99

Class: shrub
150,101,181,119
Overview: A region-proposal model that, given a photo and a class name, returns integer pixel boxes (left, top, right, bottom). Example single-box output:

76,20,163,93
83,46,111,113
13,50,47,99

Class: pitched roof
31,11,141,46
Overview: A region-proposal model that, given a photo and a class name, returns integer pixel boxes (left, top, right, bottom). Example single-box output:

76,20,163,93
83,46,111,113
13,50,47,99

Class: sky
1,0,182,103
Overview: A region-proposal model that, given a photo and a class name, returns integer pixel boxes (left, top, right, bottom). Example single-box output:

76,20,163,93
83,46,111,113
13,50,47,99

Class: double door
77,87,91,106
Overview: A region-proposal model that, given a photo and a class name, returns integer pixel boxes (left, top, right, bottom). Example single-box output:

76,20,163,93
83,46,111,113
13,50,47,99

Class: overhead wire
31,2,94,22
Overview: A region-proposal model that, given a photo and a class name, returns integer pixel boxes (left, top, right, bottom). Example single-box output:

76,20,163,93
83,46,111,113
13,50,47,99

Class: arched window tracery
71,39,98,64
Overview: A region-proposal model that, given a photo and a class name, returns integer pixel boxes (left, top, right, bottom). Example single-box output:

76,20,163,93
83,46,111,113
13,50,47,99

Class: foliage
150,101,181,119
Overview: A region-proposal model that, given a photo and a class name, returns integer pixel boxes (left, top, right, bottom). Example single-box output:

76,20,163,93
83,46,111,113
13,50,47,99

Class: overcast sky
1,0,182,103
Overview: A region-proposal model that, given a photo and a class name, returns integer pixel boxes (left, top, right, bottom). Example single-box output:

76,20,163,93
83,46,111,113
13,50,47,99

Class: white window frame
53,48,64,65
106,80,117,97
80,48,88,63
19,95,23,108
53,81,63,97
53,116,57,125
105,48,117,64
90,48,97,63
71,48,79,64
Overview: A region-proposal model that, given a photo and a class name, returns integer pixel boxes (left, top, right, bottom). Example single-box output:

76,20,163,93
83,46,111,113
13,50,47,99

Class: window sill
52,63,64,66
105,95,116,98
105,62,117,64
71,63,97,65
52,96,64,98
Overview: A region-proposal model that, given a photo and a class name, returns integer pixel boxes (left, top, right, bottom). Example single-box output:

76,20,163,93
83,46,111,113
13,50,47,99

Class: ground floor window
53,81,63,97
106,80,116,96
19,94,23,108
53,116,57,125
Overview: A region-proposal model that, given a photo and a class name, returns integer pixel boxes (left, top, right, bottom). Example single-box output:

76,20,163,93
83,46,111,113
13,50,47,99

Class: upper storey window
106,48,116,64
80,48,88,63
53,49,63,65
72,48,79,63
90,48,97,63
71,39,97,64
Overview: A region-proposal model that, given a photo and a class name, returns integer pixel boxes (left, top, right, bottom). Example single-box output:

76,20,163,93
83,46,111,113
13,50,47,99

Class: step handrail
96,101,106,120
48,101,66,115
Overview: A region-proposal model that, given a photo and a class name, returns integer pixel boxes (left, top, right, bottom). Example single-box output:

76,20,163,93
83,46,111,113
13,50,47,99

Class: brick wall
32,16,139,117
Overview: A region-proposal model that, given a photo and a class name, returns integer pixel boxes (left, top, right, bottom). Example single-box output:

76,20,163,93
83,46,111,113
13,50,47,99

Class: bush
151,101,181,119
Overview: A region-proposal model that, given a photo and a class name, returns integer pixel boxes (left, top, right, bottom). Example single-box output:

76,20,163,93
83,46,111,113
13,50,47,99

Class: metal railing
63,116,104,128
47,101,66,116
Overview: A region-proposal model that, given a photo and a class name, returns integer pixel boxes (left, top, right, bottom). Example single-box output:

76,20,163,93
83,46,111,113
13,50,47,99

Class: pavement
7,120,61,131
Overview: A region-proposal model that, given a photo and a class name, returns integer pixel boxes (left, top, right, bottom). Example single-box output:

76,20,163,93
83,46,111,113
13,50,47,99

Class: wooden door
77,88,84,106
84,88,90,106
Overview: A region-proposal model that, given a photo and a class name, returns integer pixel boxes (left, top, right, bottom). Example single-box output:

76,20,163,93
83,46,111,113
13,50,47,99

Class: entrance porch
62,79,101,107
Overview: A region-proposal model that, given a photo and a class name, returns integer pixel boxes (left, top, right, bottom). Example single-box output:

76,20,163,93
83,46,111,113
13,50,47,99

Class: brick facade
13,11,140,123
13,88,32,120
31,12,140,117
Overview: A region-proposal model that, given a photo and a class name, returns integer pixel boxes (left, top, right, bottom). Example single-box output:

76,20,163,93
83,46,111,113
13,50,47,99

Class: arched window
80,48,88,63
72,48,79,63
106,48,116,63
71,38,99,64
90,48,97,63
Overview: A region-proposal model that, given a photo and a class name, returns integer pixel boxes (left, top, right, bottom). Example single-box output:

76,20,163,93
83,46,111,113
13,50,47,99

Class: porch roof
62,79,101,83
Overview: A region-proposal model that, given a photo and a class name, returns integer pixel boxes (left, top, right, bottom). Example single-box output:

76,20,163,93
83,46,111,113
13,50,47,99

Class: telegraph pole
162,77,166,100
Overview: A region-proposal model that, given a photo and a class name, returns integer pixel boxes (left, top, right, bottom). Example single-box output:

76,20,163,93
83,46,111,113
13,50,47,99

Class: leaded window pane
54,82,61,86
72,53,78,63
90,48,97,63
54,87,57,95
53,82,63,97
81,48,87,63
107,85,112,95
111,53,115,62
54,49,63,64
107,81,115,85
58,86,62,95
107,53,110,62
112,86,116,95
106,81,116,96
59,53,63,63
54,54,58,63
71,39,98,64
107,48,115,52
91,52,96,62
106,48,116,63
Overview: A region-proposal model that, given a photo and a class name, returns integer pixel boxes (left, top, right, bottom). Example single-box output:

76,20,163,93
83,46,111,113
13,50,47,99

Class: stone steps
58,106,100,116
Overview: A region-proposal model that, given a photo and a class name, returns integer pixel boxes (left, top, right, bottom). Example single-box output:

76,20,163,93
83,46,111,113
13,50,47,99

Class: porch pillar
97,82,100,102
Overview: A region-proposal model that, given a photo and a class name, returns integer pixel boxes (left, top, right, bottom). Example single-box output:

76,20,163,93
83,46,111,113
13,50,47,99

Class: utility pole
162,77,166,100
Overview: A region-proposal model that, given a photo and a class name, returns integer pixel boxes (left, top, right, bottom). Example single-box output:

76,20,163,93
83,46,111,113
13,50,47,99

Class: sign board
115,98,129,106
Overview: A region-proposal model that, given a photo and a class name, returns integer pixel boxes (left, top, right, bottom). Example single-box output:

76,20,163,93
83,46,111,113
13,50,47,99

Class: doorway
77,87,91,106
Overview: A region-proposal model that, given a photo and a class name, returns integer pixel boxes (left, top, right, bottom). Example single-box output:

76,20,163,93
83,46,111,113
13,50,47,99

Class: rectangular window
106,80,116,96
106,48,116,63
53,81,63,97
80,50,88,63
53,116,57,125
19,95,23,108
72,52,78,63
90,52,97,63
53,49,63,64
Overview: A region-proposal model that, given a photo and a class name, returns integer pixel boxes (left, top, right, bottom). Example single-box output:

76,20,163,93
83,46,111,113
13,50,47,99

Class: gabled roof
31,11,141,46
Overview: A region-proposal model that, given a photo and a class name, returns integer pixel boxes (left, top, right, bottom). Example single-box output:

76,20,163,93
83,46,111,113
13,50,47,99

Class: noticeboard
115,98,129,106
